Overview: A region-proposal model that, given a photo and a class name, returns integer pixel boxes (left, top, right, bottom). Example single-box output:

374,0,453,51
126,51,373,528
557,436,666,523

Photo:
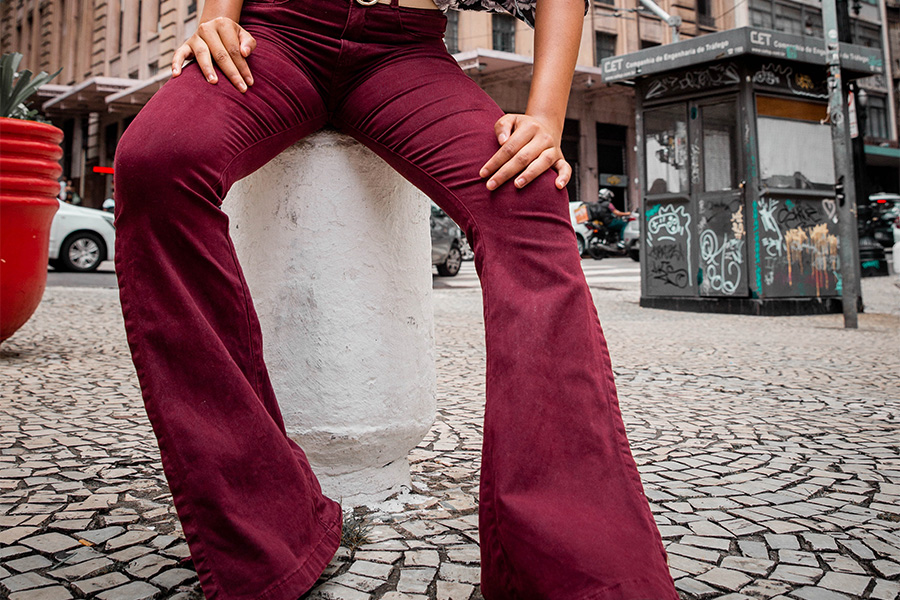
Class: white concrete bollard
224,130,436,507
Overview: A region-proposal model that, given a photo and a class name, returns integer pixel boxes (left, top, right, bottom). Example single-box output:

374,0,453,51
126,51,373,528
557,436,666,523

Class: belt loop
390,0,399,7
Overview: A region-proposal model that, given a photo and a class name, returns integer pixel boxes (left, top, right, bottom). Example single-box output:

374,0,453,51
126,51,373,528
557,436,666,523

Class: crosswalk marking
433,257,641,289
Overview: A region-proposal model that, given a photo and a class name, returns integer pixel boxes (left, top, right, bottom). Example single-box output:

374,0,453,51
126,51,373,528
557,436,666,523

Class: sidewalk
1,266,898,600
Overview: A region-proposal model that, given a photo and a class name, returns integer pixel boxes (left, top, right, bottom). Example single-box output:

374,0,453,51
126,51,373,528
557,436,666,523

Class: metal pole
821,0,861,328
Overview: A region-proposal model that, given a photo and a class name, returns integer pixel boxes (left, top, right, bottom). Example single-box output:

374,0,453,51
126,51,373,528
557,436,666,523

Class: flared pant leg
331,33,678,600
113,29,343,600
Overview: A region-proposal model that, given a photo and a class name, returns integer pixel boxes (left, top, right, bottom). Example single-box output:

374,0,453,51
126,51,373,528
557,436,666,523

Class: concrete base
639,295,853,316
224,129,436,506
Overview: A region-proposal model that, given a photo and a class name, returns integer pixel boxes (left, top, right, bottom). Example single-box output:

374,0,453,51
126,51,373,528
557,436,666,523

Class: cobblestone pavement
1,260,898,600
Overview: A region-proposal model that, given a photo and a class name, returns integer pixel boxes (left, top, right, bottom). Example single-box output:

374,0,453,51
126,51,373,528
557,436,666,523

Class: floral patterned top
433,0,589,28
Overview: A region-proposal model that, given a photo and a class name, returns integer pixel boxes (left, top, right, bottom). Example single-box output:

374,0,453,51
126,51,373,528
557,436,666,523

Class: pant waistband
356,0,441,10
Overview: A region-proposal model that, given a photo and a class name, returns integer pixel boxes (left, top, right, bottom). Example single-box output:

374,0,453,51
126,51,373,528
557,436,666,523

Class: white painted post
224,130,436,507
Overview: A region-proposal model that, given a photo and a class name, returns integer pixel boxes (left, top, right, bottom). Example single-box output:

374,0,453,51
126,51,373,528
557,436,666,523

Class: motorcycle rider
587,188,631,243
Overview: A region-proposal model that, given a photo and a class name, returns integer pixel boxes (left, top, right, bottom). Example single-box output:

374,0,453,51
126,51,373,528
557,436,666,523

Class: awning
454,48,605,90
42,77,136,116
105,71,172,115
865,144,900,167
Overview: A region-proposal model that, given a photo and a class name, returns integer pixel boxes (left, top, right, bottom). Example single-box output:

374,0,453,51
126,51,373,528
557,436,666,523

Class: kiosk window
702,102,738,192
756,96,833,189
645,105,689,195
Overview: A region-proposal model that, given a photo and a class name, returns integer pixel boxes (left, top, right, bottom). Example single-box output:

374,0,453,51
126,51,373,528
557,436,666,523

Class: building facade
2,0,897,208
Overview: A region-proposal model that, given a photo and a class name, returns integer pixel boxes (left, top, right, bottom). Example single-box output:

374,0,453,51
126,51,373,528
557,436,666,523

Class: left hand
479,113,572,191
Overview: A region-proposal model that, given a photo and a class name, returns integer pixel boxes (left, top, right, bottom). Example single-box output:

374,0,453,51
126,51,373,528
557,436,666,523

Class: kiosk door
692,98,749,297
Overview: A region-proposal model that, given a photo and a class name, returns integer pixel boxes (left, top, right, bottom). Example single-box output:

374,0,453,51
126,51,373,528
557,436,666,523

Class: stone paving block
696,567,753,591
108,545,154,563
738,540,770,559
8,586,74,600
740,579,792,598
871,580,900,600
0,566,9,579
666,543,721,563
96,581,160,600
72,572,131,595
674,577,719,598
5,555,53,572
104,530,156,551
438,563,479,585
124,553,176,579
873,559,900,578
381,593,427,600
76,526,124,545
348,560,393,580
779,550,819,567
770,564,823,585
668,553,714,576
838,539,876,560
436,580,474,600
396,568,436,594
353,550,401,564
680,535,732,551
720,555,775,576
766,534,801,550
308,582,372,600
821,553,866,574
789,586,852,600
57,546,103,564
330,572,382,593
404,550,440,567
1,572,56,593
802,533,839,551
47,557,113,581
445,546,479,564
149,568,196,590
816,572,871,596
0,527,40,545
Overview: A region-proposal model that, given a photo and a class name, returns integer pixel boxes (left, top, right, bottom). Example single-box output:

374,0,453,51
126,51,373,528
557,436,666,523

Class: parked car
860,193,899,250
622,211,640,261
431,203,463,277
48,200,116,272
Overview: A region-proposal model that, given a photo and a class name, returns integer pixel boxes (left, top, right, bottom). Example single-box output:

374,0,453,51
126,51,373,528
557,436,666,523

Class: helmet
598,188,614,202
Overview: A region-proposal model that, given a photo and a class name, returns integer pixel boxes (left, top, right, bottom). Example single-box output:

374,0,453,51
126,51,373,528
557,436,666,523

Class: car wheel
59,232,105,272
437,245,462,277
576,234,585,257
628,247,640,261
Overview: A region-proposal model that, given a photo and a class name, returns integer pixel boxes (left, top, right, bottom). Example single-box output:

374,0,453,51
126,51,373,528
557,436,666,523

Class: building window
865,94,889,139
595,32,617,65
697,0,715,28
775,3,803,35
749,0,773,28
492,13,516,53
852,21,881,48
756,96,833,189
641,39,660,49
444,9,459,54
596,0,615,7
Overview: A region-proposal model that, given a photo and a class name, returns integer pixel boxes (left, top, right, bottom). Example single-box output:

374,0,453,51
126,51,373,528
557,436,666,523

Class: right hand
172,17,256,93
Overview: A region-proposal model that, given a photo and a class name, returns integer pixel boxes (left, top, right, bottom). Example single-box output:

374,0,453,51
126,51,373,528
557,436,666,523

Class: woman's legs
113,24,343,600
331,26,678,600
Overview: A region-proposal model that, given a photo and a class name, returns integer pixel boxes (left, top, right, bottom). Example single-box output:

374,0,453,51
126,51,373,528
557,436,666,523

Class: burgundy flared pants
113,0,677,598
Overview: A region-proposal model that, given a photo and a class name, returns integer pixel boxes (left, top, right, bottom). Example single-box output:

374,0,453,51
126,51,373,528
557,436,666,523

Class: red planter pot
0,117,63,343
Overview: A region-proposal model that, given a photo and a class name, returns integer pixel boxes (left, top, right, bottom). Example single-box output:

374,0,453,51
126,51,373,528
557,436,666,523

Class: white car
568,201,592,256
48,200,116,272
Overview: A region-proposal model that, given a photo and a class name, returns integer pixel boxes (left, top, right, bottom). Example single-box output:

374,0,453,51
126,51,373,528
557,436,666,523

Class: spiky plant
0,52,61,120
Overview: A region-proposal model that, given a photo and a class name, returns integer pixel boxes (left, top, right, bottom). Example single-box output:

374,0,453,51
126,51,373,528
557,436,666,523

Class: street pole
821,0,861,329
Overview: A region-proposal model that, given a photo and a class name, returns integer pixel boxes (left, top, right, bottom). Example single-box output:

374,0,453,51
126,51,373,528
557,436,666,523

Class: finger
171,44,193,77
479,126,534,182
213,23,252,91
187,38,219,84
238,29,257,86
553,158,572,189
512,149,560,189
486,138,547,191
204,30,247,92
493,114,516,145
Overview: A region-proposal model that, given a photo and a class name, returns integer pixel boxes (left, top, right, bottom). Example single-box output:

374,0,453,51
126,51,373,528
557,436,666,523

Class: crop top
433,0,590,28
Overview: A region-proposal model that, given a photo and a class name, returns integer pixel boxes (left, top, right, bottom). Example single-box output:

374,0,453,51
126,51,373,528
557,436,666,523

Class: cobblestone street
1,260,898,600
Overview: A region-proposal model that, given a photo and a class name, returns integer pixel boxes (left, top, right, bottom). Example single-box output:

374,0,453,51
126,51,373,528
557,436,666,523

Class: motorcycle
583,218,629,260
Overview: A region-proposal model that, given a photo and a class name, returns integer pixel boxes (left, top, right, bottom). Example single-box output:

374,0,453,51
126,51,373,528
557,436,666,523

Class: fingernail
247,76,254,86
486,180,497,190
498,134,508,143
239,82,247,92
479,168,488,178
208,75,217,83
515,178,525,187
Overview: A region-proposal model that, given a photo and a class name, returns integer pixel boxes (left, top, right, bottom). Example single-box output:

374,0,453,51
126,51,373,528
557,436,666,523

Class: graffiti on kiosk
752,63,826,98
646,204,692,291
645,63,740,99
700,229,745,295
755,197,840,294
